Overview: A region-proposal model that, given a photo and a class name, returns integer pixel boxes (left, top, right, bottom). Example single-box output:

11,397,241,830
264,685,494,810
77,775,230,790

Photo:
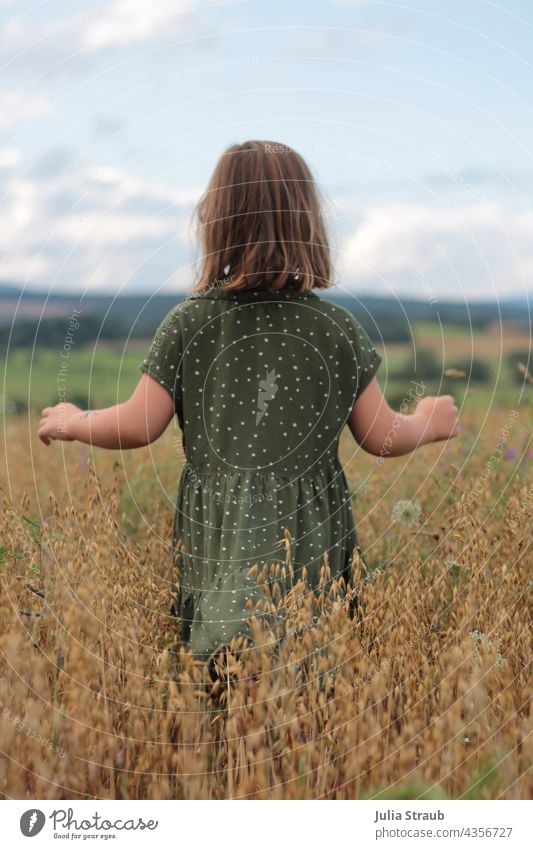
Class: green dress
139,283,382,664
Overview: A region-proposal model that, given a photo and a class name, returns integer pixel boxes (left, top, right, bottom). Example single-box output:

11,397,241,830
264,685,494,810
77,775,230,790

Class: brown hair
191,140,333,294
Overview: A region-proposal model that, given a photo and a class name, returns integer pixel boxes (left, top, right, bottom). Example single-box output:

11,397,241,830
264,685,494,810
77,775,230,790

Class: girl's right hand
414,395,460,443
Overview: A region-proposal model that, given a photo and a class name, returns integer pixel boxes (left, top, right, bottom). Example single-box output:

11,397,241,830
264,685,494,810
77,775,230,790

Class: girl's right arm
38,373,175,449
348,377,460,457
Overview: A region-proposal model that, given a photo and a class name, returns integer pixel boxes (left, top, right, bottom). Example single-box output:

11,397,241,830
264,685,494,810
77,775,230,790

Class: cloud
0,147,21,169
0,159,202,292
0,91,50,137
337,202,533,300
0,0,214,82
80,0,202,52
90,113,126,137
26,146,74,181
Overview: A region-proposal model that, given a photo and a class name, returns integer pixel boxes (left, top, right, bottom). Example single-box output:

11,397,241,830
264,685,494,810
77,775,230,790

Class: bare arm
38,373,175,449
348,377,460,458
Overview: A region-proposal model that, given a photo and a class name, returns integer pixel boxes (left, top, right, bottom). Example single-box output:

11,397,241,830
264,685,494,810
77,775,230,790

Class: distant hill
0,282,531,349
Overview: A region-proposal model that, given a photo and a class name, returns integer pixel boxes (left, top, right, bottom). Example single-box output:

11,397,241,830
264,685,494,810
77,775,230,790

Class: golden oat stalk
275,527,294,583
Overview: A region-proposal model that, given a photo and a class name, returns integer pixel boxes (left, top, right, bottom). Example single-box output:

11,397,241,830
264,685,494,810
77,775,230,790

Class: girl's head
192,140,332,294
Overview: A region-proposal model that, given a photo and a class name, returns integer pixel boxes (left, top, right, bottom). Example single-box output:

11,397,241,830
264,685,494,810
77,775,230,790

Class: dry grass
0,408,531,800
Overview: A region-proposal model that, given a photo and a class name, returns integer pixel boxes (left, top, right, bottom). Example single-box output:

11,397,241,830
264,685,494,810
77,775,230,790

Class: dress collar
188,283,320,302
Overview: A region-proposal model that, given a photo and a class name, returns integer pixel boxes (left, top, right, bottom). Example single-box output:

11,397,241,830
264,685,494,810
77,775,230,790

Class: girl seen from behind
38,140,460,666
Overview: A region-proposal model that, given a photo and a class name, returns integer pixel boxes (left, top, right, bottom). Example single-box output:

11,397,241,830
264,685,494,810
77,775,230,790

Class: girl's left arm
38,373,175,449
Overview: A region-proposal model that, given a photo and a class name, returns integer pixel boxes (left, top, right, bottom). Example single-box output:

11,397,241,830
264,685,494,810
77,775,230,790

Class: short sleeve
138,306,183,405
342,309,383,402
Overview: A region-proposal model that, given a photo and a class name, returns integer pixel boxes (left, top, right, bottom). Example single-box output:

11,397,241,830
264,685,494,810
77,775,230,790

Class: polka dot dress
139,282,382,663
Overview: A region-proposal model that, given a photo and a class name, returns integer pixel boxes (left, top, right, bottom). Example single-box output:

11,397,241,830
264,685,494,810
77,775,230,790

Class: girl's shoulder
157,295,204,328
313,297,372,339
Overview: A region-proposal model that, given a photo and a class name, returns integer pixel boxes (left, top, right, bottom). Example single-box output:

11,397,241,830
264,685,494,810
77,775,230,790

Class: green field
1,342,147,411
1,322,529,414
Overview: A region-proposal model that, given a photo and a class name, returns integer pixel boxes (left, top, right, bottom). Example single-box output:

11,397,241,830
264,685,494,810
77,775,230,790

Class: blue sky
0,0,532,301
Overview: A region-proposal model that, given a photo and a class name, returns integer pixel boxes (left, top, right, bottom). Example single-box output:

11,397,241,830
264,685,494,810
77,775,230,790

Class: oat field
0,404,531,800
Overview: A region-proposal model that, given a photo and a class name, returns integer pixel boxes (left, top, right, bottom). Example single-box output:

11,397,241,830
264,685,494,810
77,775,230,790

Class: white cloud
0,159,202,291
0,147,21,169
0,0,212,82
337,202,533,300
81,0,200,51
0,91,50,136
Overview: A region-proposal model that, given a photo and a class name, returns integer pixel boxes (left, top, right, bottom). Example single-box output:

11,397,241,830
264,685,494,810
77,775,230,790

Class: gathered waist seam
180,461,343,483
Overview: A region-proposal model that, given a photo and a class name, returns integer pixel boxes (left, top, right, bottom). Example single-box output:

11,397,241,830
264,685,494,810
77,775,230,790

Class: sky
0,0,532,302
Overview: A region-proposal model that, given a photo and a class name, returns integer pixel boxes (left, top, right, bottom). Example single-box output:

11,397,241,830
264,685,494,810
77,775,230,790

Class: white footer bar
4,799,529,848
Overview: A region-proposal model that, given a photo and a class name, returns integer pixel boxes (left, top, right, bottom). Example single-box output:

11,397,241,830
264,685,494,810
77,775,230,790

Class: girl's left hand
38,402,82,445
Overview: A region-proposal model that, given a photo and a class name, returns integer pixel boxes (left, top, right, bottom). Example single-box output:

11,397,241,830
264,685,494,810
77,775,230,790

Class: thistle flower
391,498,422,526
470,630,507,669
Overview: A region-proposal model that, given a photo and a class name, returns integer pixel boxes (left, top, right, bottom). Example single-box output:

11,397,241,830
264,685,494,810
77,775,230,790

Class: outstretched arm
348,377,459,458
38,373,175,449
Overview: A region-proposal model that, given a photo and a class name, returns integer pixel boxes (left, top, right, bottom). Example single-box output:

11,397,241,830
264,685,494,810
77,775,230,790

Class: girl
38,140,460,666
